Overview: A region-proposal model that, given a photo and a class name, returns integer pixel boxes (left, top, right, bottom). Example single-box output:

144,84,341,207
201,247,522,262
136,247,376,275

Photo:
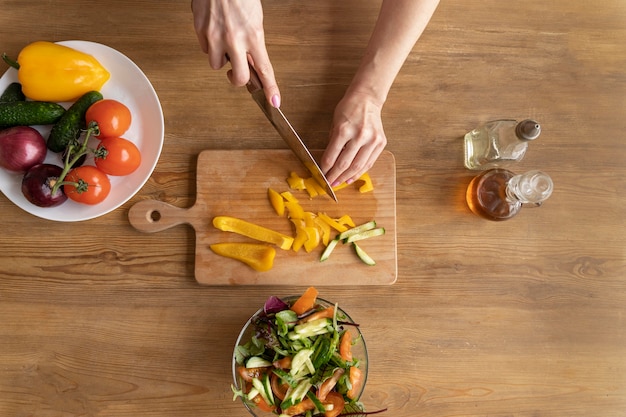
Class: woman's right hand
191,0,281,107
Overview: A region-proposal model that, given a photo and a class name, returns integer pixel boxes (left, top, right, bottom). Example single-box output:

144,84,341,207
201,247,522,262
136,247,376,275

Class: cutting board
128,149,397,285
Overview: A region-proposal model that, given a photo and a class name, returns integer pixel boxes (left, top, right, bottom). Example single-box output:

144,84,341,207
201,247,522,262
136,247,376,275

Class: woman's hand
191,0,281,107
320,91,387,187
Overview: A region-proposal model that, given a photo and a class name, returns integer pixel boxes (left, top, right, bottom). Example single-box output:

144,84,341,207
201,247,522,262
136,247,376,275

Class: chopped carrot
290,286,319,315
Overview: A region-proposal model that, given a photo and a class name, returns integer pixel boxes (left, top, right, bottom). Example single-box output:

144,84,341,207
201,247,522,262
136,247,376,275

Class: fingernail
331,181,341,187
271,94,281,108
346,178,354,185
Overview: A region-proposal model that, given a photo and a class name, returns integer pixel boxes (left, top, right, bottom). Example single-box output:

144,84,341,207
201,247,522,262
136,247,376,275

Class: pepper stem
1,53,20,70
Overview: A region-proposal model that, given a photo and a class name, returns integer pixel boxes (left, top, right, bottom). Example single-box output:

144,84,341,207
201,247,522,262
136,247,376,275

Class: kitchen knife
246,65,338,202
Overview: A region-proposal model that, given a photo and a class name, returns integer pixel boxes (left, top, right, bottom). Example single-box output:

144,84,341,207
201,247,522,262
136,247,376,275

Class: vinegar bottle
466,169,553,221
464,119,541,170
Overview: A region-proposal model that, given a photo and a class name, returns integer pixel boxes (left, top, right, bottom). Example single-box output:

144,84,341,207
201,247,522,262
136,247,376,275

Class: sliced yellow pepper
303,227,321,253
213,216,294,250
210,242,276,272
287,172,306,190
357,172,374,193
268,188,285,216
317,212,349,233
4,41,110,102
290,218,308,252
285,200,305,220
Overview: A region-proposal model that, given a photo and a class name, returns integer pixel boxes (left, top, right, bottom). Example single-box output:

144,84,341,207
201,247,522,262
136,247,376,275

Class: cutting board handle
128,199,192,233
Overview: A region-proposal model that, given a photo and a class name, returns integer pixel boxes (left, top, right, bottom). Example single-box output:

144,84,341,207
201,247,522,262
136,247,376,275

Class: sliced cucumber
337,220,377,241
320,238,341,262
345,227,385,243
281,378,312,410
353,243,376,266
245,356,273,368
290,348,314,376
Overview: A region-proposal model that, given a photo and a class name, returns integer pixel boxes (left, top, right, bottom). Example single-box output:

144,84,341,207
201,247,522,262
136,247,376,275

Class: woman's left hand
320,91,387,187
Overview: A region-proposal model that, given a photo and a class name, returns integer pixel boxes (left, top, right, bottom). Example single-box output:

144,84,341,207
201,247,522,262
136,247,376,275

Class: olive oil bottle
464,119,541,170
466,169,553,221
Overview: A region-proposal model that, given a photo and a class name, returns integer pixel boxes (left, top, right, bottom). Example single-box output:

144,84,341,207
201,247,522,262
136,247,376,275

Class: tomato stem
51,126,97,194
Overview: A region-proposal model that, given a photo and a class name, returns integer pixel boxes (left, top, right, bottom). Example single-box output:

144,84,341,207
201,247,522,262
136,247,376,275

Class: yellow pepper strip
290,219,308,252
210,242,276,272
337,214,356,228
6,41,110,102
213,216,294,250
285,200,305,220
281,191,299,203
314,217,332,246
268,188,285,216
303,177,328,198
287,172,306,190
302,211,316,228
303,227,321,253
357,172,374,193
317,212,349,233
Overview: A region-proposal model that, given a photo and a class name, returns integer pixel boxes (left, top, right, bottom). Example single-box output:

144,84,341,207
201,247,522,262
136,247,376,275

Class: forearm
347,0,439,105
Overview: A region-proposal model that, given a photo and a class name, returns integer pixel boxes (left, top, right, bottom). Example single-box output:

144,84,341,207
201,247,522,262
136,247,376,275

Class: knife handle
246,64,264,94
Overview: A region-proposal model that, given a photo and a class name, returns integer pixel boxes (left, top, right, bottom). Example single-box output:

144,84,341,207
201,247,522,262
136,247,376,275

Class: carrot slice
290,286,319,315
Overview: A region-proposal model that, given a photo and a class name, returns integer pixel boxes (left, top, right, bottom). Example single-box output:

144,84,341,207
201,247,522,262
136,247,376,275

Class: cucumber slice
345,227,385,243
337,220,377,241
353,243,376,266
320,238,340,262
245,356,273,368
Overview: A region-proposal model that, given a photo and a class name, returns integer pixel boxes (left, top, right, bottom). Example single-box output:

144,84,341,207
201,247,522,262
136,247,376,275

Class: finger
249,50,281,108
226,50,251,86
207,45,228,70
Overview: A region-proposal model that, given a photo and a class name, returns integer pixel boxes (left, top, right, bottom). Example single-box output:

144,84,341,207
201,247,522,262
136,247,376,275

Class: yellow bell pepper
4,41,110,102
210,243,276,272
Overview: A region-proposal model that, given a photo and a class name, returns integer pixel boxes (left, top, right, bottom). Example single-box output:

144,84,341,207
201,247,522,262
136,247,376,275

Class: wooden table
1,1,625,416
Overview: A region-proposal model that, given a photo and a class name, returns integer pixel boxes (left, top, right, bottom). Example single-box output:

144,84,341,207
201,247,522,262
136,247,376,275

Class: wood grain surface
128,149,397,285
0,1,625,417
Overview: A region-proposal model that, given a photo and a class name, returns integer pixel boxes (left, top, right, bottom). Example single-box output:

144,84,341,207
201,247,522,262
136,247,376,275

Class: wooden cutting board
128,149,397,285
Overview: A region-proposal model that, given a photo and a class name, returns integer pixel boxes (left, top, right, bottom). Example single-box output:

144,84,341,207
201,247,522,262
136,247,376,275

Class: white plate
0,40,164,221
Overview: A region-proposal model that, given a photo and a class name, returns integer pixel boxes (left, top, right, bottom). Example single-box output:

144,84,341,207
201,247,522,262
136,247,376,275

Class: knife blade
246,66,338,202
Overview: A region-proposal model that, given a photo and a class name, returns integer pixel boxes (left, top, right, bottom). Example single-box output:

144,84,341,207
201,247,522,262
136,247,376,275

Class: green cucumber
0,82,25,103
0,101,65,128
47,90,103,152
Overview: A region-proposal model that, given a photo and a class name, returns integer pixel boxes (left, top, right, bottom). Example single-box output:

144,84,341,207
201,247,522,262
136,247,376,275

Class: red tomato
85,99,132,138
94,137,141,176
64,166,111,205
346,366,364,400
339,330,353,361
323,392,346,417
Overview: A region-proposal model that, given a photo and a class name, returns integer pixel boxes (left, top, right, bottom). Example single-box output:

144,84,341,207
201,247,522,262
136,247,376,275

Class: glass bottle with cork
466,169,553,221
464,119,541,170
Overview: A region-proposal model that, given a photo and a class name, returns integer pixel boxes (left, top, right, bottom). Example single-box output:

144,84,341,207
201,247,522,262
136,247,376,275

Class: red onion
21,163,68,207
0,126,47,172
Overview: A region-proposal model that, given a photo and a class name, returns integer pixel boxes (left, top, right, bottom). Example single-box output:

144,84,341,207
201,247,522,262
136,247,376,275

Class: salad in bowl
232,287,372,417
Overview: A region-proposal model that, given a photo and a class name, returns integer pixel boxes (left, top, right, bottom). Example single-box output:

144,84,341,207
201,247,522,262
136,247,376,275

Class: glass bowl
232,296,368,416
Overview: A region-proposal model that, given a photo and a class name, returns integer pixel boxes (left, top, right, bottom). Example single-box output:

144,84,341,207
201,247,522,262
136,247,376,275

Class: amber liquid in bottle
466,169,520,221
